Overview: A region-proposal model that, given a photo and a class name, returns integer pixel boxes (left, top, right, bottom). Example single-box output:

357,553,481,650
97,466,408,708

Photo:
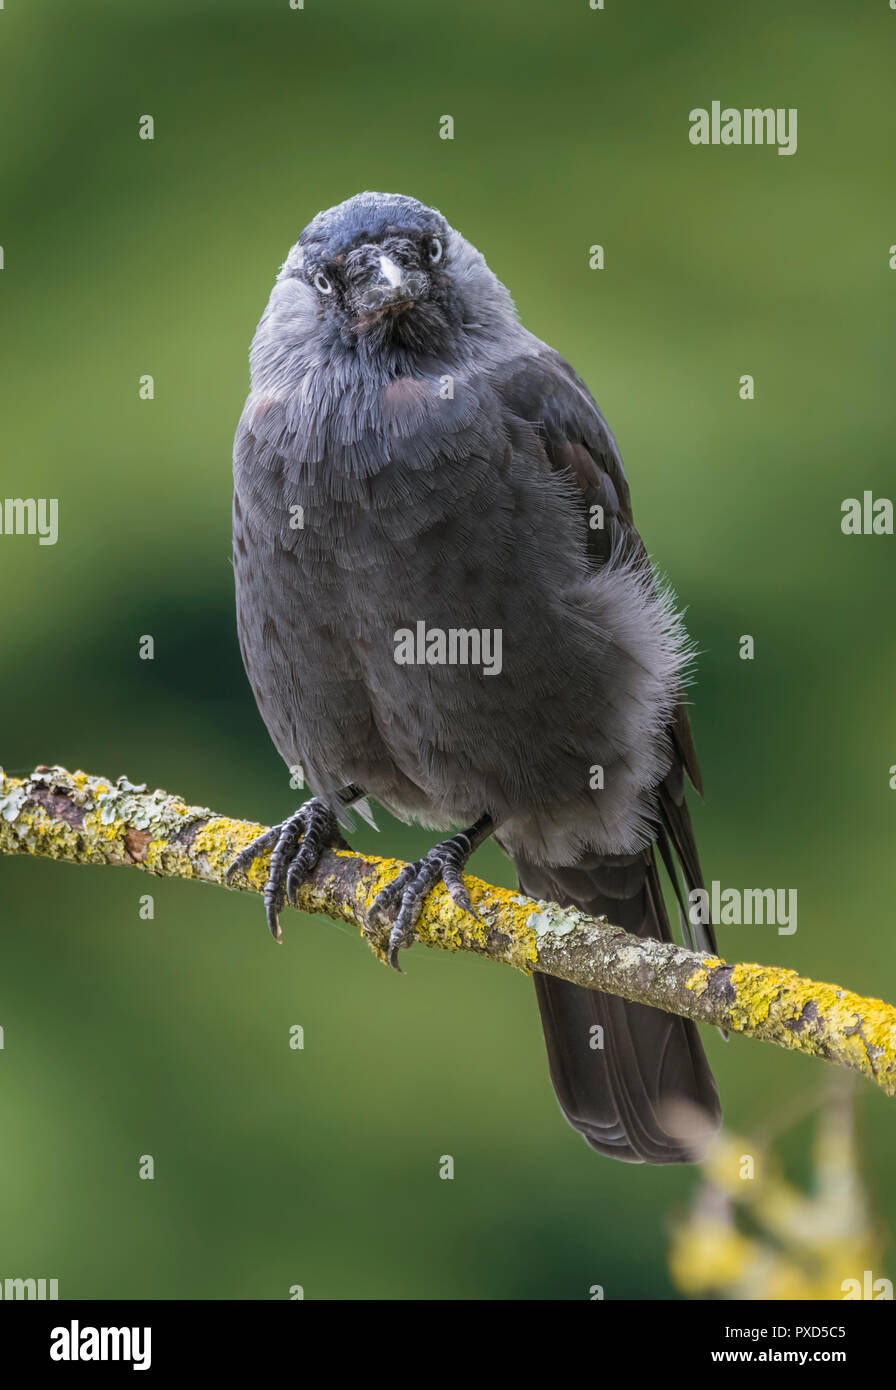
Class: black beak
353,251,428,318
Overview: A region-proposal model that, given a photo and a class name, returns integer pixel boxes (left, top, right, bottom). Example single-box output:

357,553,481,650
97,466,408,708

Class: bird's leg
225,784,364,943
369,814,494,970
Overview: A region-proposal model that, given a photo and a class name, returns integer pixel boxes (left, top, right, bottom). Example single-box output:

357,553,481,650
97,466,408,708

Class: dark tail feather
515,848,721,1164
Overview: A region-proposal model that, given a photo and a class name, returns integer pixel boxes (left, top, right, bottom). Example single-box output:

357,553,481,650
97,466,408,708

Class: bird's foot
368,822,489,970
226,798,348,943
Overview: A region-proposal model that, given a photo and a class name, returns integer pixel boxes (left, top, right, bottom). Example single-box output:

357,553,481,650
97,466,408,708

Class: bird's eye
313,271,333,295
428,237,443,265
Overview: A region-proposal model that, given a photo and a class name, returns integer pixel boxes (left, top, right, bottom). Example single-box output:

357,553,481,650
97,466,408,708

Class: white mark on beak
378,255,403,289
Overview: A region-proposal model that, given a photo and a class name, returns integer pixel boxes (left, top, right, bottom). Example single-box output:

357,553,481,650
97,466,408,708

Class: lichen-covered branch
2,764,895,1096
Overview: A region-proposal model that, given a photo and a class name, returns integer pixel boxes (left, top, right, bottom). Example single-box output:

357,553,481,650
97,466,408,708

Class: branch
3,765,895,1096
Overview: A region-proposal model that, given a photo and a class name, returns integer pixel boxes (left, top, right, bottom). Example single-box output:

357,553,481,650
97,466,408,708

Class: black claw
452,885,479,918
226,798,347,943
264,883,287,944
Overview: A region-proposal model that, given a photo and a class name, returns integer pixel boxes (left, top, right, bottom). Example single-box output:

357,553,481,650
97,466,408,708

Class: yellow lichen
414,878,539,971
725,963,896,1093
143,838,176,873
189,816,273,889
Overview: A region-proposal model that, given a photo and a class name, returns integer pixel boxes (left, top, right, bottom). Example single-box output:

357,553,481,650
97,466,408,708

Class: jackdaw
228,191,721,1163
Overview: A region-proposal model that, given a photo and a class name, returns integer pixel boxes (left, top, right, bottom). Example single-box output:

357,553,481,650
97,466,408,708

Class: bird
228,191,721,1163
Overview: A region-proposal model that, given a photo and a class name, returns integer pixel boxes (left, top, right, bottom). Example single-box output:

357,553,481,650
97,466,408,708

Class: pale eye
313,271,333,295
428,237,443,265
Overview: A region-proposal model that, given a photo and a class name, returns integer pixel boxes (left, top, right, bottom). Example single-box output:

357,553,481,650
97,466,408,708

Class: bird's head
257,192,516,375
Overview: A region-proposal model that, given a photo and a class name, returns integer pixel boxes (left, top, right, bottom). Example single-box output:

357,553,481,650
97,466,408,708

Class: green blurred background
1,0,894,1299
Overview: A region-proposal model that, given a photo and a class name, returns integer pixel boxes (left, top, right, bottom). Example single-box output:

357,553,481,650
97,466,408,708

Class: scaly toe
447,880,479,918
440,839,482,920
368,860,421,926
285,841,321,903
384,858,445,968
262,817,308,942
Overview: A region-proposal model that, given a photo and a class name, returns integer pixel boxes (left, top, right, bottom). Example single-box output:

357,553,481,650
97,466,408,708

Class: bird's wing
494,343,722,1161
495,342,715,952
